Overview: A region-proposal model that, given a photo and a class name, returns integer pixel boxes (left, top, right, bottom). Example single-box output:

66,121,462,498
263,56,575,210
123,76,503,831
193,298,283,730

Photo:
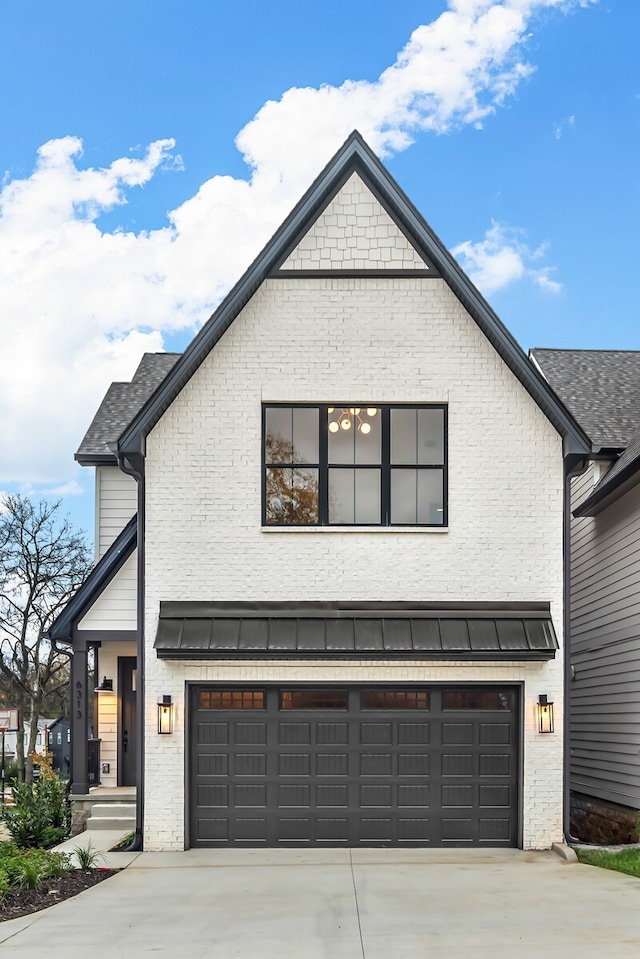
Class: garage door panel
317,818,349,841
234,723,266,744
360,784,393,807
235,785,267,807
480,723,512,745
197,785,228,808
278,723,311,744
398,723,430,744
360,753,393,776
279,754,310,776
442,785,473,807
479,785,511,807
398,785,430,807
316,723,349,744
360,723,392,744
480,753,511,776
198,753,228,776
316,785,348,806
398,818,431,841
442,723,474,744
233,753,266,776
398,753,430,776
317,754,348,776
479,818,512,841
442,754,473,776
278,785,311,807
198,818,229,841
190,685,519,848
198,722,228,744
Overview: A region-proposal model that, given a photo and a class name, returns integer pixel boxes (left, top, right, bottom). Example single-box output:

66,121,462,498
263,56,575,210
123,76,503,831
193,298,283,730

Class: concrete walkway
2,848,640,958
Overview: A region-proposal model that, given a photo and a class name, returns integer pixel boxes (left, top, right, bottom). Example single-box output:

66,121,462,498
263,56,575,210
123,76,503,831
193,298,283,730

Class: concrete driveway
2,847,640,958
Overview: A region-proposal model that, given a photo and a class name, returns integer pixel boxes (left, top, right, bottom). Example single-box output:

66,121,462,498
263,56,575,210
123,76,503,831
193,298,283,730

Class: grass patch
574,846,640,878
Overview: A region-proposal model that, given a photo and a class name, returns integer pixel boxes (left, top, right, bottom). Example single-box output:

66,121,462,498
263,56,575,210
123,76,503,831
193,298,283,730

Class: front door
118,657,137,786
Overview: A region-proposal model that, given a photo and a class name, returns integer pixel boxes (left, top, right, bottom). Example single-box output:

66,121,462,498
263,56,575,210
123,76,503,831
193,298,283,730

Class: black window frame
262,403,448,527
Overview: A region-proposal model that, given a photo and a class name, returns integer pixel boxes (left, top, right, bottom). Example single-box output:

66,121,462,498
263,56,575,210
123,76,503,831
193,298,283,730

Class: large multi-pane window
263,404,447,526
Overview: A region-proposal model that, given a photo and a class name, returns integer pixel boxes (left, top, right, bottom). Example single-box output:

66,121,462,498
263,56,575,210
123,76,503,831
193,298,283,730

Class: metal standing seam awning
154,601,558,661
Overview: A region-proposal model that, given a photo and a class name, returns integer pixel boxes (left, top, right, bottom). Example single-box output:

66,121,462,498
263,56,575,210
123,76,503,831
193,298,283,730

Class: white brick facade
142,269,565,850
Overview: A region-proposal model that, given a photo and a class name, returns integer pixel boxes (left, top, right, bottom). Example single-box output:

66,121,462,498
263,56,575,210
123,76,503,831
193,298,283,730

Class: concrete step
89,802,136,819
88,817,135,831
86,802,135,831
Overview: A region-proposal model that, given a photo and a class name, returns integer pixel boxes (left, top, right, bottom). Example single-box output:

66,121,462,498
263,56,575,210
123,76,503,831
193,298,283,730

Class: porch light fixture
327,407,377,434
536,694,554,734
158,695,174,735
94,677,113,693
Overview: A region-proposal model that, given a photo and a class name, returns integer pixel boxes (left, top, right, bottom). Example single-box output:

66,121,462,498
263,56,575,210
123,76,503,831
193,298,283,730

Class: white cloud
0,0,593,486
554,114,576,139
452,221,562,294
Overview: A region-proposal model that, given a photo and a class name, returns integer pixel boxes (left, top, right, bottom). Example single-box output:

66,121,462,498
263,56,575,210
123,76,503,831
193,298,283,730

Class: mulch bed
0,869,118,922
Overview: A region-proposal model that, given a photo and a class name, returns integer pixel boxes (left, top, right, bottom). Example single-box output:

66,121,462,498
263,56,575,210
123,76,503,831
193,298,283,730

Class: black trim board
47,516,137,642
117,131,590,464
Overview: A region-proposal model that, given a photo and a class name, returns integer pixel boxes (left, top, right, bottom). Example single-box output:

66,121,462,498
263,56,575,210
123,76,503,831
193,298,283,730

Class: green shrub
0,868,10,903
0,844,71,894
2,775,70,848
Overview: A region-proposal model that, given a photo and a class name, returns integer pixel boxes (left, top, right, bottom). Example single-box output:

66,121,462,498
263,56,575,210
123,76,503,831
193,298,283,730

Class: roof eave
574,461,640,517
74,452,118,467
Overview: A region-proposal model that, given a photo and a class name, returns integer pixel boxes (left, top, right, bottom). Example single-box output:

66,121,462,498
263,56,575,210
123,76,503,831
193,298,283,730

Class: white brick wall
280,173,429,271
142,274,565,851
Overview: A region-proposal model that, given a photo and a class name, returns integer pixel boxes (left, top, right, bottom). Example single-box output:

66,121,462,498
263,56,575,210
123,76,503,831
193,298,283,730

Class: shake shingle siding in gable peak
75,352,180,464
531,349,640,451
116,131,589,463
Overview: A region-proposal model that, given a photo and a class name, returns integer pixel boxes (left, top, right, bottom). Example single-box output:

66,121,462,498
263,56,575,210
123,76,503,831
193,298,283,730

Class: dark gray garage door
189,686,519,847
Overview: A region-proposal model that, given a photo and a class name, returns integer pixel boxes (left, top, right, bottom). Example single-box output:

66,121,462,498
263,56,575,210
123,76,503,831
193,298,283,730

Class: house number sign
76,680,83,720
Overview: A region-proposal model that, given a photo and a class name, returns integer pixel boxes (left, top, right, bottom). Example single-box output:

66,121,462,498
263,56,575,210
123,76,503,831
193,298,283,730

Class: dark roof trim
574,454,640,517
118,131,590,462
154,600,558,662
47,516,137,642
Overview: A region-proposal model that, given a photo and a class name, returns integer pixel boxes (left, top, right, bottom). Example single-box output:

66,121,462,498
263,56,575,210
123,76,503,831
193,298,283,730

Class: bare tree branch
0,494,91,782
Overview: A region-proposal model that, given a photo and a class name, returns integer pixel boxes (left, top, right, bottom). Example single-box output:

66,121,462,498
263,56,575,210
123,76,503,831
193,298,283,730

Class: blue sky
0,0,638,542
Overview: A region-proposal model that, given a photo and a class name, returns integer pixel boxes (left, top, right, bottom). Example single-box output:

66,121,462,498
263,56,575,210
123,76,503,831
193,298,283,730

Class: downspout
563,453,590,842
118,452,145,852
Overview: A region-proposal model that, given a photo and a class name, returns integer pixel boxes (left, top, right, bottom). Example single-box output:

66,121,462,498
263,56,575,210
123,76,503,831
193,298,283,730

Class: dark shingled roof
531,349,640,451
76,353,180,464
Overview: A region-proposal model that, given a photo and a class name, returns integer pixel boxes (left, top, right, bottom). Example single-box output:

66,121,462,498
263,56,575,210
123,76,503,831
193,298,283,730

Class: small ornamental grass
0,841,72,902
574,846,640,879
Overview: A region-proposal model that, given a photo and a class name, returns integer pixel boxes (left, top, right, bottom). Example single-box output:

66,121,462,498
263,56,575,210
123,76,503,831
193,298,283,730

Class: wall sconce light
158,695,174,734
536,694,554,734
94,677,113,693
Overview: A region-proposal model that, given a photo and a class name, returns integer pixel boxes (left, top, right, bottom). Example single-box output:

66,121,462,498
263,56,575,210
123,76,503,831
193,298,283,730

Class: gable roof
531,349,640,451
47,516,137,641
76,353,180,465
117,131,590,462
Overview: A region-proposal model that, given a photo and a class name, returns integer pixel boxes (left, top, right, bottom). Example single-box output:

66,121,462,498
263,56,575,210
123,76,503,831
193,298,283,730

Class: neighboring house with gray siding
48,133,590,852
532,349,640,841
